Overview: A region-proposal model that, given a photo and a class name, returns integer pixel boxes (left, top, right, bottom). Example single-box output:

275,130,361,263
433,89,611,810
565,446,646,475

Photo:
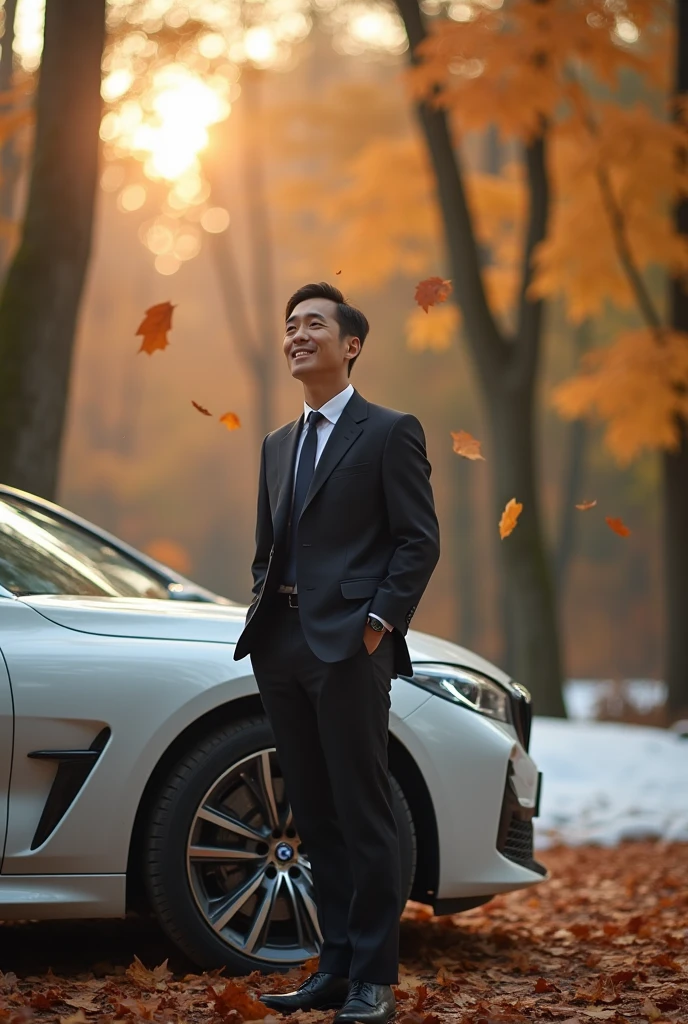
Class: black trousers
249,598,402,984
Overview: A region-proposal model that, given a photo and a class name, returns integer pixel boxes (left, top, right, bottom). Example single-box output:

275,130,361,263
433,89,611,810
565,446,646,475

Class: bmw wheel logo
275,842,294,862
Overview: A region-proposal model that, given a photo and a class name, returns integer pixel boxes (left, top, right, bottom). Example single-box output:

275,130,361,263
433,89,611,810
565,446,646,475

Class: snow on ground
530,717,688,848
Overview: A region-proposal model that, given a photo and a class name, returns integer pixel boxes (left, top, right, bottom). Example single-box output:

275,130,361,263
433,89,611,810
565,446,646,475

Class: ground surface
1,842,686,1024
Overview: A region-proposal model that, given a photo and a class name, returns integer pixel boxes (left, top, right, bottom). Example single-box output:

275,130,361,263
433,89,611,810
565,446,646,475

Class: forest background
0,0,676,718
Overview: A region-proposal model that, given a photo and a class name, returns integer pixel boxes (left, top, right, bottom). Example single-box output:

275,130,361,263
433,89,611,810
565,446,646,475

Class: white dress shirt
283,383,392,632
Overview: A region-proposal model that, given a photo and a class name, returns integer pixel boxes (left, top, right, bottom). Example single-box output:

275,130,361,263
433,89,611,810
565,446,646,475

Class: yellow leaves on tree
411,0,669,143
553,329,688,464
499,499,523,539
451,430,484,461
530,107,688,324
136,302,176,355
415,277,453,313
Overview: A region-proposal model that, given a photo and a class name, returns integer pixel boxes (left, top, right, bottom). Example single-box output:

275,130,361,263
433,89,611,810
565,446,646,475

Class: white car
0,486,545,973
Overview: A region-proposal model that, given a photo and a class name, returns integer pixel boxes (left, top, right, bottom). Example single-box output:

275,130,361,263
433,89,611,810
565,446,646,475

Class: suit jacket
233,387,440,677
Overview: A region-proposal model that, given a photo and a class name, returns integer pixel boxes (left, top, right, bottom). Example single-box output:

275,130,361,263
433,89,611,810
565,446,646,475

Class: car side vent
27,726,111,849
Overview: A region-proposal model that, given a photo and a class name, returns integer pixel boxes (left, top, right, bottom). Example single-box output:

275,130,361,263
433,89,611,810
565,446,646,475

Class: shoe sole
259,1000,347,1015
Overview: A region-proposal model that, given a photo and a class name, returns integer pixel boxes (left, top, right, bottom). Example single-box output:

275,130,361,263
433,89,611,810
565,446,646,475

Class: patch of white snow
530,718,688,848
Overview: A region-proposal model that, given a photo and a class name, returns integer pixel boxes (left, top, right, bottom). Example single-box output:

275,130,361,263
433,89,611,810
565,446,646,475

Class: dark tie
283,409,324,587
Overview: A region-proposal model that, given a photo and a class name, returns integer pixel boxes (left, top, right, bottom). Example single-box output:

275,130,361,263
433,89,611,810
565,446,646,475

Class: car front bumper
396,690,548,912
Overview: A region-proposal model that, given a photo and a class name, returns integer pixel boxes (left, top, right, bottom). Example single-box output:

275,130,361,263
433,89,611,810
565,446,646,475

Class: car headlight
408,664,511,723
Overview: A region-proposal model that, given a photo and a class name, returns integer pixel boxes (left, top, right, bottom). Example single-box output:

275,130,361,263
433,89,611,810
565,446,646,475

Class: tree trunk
555,320,591,594
0,0,105,499
665,0,688,718
241,68,277,445
0,0,24,283
395,0,565,715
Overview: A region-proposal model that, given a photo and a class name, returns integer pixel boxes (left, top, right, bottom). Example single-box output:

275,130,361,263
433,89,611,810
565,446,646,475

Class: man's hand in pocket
363,622,386,655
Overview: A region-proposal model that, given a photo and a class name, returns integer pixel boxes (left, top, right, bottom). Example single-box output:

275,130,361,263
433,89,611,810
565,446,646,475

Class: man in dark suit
234,282,440,1024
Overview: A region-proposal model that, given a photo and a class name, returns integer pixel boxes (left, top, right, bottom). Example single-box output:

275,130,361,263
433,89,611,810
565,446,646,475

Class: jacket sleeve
249,434,274,602
368,413,440,635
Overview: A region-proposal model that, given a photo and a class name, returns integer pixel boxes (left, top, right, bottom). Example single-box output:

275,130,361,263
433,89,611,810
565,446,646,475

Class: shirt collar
304,383,354,426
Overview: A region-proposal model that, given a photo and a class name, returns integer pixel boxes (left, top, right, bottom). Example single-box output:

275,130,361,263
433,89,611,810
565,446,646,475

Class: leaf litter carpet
1,842,686,1024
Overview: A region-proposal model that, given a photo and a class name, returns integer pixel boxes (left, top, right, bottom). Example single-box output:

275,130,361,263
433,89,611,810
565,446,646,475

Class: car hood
22,595,511,685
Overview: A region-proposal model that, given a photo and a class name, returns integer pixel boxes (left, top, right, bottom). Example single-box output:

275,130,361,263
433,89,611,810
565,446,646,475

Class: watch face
368,617,385,632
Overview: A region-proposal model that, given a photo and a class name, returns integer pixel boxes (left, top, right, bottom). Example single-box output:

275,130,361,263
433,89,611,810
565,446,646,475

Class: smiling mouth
292,350,314,360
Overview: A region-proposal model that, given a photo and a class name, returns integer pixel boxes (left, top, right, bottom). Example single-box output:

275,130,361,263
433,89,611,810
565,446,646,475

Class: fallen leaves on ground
606,516,631,538
135,302,176,355
450,430,485,461
1,843,686,1024
499,498,523,538
414,277,453,313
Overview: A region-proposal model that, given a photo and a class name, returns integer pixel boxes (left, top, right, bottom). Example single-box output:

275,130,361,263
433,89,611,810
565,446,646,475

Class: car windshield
0,497,171,599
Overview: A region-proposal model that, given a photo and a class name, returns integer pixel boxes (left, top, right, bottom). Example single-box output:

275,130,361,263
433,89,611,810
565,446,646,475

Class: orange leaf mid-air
606,516,631,538
220,411,241,430
575,499,598,510
135,301,176,355
451,429,485,461
415,276,453,313
192,400,212,416
499,498,523,539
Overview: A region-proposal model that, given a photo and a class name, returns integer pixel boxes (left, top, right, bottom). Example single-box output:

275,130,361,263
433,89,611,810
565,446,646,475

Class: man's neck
303,379,350,411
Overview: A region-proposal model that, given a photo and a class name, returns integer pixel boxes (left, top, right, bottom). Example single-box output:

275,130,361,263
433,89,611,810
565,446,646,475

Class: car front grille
502,816,534,865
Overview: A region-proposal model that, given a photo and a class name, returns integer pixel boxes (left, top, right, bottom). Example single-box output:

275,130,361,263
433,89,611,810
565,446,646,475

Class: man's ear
345,336,361,357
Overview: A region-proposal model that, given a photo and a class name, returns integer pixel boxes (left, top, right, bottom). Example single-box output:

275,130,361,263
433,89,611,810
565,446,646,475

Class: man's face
283,297,360,380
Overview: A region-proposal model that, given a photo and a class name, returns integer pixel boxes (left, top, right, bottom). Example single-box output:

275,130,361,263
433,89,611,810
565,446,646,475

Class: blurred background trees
0,0,681,720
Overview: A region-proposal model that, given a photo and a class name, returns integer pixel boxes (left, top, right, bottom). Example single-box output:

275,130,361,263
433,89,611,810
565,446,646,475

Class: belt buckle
288,592,298,608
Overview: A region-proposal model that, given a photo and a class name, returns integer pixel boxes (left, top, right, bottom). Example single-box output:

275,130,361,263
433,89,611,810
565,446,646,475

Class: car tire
144,715,416,973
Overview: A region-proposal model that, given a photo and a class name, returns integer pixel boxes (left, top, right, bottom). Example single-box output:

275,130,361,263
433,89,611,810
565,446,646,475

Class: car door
0,596,15,868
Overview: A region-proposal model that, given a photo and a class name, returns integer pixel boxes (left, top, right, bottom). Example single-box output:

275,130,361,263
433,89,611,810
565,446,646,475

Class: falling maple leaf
220,411,241,430
606,516,631,538
191,400,212,416
451,429,485,460
135,302,176,356
499,498,523,539
576,499,597,510
415,276,453,313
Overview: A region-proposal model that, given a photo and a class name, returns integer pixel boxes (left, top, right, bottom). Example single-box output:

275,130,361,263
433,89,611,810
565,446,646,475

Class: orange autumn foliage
553,329,688,464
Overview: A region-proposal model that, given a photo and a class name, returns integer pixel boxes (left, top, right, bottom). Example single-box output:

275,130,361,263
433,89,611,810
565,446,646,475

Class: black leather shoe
259,972,350,1014
333,981,396,1024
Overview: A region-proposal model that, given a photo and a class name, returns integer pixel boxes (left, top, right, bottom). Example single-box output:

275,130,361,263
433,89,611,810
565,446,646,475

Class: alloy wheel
186,748,322,965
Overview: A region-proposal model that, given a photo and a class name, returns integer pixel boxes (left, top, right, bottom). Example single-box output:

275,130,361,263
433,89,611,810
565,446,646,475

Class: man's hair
285,282,369,377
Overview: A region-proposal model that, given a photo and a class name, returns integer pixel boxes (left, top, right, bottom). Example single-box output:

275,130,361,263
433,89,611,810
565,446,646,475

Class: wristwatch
366,615,386,633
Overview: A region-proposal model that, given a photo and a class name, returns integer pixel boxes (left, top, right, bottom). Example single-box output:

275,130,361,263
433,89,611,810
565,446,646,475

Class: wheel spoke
211,869,265,933
280,803,294,832
243,873,281,954
197,806,266,843
282,872,307,949
256,750,280,829
189,844,265,861
292,874,323,944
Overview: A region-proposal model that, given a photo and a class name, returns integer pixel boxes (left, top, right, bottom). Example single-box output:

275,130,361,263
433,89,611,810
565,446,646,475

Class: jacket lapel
301,388,368,516
273,413,303,549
